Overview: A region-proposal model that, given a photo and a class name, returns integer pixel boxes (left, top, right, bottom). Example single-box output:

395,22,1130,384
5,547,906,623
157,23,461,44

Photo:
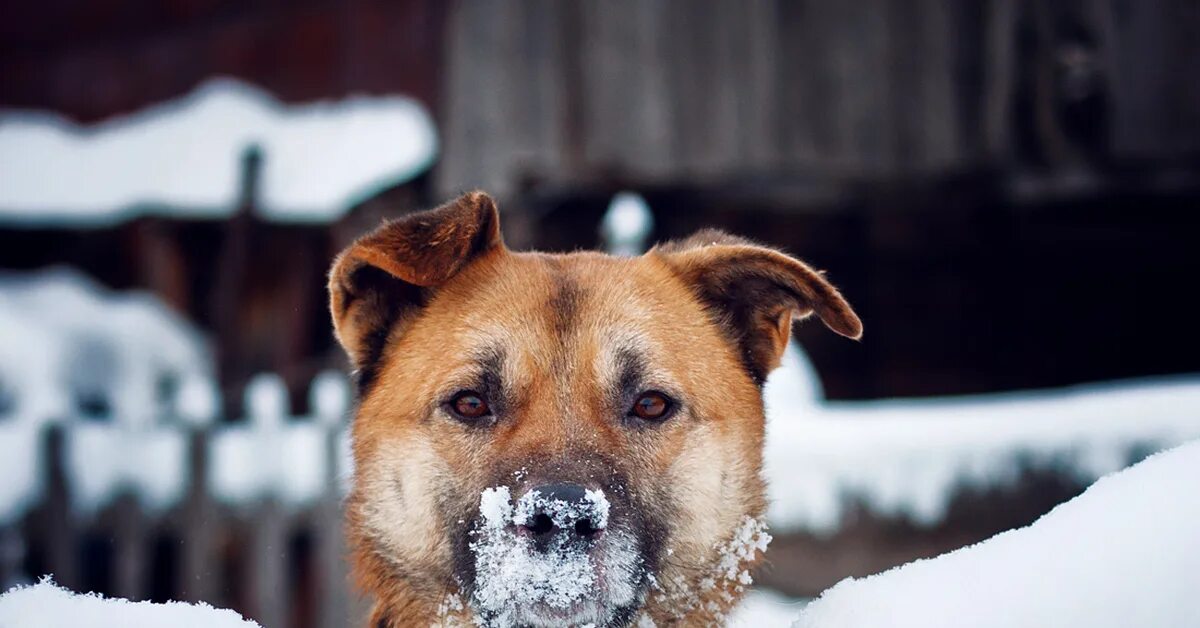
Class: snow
0,422,42,524
208,373,331,507
0,578,261,628
472,522,600,616
511,487,611,531
711,517,772,589
309,370,351,425
65,423,188,514
469,486,641,626
173,374,220,426
601,192,654,256
728,590,810,627
0,268,213,428
792,438,1200,628
0,297,65,423
479,486,514,529
0,78,438,226
762,341,1200,533
0,268,212,520
0,270,352,517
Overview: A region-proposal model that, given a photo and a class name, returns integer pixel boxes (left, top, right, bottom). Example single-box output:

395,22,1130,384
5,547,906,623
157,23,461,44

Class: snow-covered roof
0,78,438,226
792,439,1200,628
762,342,1200,534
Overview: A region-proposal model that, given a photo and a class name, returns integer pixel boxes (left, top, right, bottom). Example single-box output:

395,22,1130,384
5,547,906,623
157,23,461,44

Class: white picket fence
0,371,356,628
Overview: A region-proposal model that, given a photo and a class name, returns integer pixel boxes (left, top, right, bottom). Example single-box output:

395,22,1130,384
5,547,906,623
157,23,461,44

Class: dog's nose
517,483,607,542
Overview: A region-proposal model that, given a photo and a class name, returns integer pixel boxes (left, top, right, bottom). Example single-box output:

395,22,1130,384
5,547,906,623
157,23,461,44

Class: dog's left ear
654,229,862,384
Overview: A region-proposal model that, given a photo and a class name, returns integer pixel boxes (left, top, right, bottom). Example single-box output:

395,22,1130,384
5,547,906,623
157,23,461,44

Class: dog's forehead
414,251,715,379
439,252,686,338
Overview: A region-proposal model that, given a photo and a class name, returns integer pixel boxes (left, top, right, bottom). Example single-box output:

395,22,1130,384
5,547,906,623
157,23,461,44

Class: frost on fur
643,516,772,623
468,486,641,627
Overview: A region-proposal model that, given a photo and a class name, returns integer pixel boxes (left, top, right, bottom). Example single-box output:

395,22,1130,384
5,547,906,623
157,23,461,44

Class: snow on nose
513,484,609,542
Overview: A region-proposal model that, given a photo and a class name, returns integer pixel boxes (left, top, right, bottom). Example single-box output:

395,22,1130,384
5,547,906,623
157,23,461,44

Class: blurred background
1,1,1199,626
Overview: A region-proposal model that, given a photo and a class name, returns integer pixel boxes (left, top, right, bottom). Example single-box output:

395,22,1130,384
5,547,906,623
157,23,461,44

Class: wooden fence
0,373,360,628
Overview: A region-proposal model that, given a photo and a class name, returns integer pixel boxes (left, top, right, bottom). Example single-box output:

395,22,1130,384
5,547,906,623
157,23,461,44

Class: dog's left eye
449,391,491,421
629,391,674,421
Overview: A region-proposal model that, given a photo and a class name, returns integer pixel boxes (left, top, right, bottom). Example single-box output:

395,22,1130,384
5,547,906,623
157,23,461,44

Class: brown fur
327,193,860,627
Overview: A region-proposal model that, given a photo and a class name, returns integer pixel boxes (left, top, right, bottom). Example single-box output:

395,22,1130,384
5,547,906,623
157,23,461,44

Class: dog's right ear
654,229,861,386
327,191,503,373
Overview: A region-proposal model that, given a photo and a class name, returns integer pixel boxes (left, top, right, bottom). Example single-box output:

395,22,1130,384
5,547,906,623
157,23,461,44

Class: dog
327,192,861,627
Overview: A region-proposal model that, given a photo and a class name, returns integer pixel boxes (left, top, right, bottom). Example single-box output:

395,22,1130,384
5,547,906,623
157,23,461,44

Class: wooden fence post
111,492,147,600
317,424,349,628
42,424,77,590
248,499,288,628
0,523,24,589
180,427,217,604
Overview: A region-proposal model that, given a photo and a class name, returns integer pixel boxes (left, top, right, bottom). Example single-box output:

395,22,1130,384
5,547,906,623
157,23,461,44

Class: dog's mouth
462,486,650,628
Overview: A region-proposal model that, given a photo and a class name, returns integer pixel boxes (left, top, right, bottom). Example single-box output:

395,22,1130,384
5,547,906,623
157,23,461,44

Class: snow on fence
0,371,354,628
761,343,1200,535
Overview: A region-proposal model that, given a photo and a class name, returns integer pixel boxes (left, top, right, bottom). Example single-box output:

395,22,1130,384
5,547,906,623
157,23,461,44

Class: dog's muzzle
466,482,644,627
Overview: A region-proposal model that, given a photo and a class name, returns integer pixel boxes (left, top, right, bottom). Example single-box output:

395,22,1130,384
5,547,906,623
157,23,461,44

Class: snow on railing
0,370,354,626
0,370,352,524
209,372,350,507
0,421,42,525
763,355,1200,534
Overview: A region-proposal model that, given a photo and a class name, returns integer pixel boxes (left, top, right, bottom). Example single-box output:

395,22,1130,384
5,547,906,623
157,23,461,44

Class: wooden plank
179,428,217,604
437,0,1010,194
0,524,23,588
111,494,147,600
247,501,289,628
42,426,78,590
1107,0,1200,157
317,426,350,628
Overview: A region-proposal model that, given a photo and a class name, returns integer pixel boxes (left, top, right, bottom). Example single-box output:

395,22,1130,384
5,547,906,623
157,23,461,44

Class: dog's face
328,193,860,627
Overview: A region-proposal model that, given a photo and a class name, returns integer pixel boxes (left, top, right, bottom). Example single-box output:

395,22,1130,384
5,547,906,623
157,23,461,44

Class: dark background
4,0,1198,406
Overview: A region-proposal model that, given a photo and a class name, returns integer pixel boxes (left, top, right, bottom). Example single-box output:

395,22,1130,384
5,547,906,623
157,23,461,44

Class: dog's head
329,193,860,627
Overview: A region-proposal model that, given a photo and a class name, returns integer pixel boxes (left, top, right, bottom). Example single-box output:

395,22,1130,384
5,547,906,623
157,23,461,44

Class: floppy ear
654,229,861,385
328,191,503,376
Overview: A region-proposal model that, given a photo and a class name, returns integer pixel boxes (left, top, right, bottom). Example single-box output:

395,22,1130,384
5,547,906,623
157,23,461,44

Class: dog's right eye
629,391,674,422
448,391,491,421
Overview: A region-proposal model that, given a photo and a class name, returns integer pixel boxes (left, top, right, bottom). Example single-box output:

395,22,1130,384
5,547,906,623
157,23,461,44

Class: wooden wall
0,0,447,122
437,0,1200,198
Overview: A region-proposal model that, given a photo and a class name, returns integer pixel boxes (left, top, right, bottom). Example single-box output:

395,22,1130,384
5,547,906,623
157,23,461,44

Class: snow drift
0,579,261,628
792,438,1200,628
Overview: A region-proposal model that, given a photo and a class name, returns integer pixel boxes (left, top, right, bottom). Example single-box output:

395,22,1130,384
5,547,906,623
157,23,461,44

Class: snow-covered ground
792,438,1200,628
762,342,1200,533
729,589,810,627
0,78,437,225
0,579,261,628
4,441,1196,626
